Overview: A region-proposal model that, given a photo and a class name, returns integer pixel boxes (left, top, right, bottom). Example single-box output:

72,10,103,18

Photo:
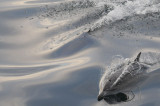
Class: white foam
90,0,160,31
140,52,160,65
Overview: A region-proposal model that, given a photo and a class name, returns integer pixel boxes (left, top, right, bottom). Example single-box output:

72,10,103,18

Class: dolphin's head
98,80,118,101
97,63,125,101
98,52,142,101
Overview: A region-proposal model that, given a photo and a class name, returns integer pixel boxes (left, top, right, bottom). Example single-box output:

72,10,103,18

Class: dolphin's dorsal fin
134,52,141,62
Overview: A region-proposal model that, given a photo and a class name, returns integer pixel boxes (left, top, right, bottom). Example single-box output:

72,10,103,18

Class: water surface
0,0,160,106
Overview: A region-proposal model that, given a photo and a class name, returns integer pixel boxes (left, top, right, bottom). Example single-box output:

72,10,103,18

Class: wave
38,0,160,31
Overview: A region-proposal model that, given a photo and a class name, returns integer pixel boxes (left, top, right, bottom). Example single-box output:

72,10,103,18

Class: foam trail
90,0,160,31
39,0,160,31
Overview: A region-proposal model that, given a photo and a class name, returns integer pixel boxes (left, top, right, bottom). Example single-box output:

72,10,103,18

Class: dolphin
98,52,160,102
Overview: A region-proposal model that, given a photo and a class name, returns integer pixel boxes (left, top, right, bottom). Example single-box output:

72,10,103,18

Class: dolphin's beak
97,92,104,101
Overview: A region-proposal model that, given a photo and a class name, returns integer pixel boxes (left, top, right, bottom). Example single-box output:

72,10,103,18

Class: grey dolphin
98,52,160,101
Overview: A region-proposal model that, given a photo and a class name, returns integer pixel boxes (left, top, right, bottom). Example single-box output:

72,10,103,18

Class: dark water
0,0,160,106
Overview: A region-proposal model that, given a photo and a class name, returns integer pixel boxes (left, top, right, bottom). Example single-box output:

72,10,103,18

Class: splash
90,0,160,31
139,52,160,66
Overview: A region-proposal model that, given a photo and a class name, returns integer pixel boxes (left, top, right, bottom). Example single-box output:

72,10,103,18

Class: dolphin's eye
109,80,111,82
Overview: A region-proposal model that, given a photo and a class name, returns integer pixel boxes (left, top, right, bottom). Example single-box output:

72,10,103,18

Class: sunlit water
0,0,160,106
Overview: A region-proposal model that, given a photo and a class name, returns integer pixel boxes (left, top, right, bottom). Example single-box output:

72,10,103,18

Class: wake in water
31,0,160,54
38,0,160,31
98,52,160,104
32,0,160,54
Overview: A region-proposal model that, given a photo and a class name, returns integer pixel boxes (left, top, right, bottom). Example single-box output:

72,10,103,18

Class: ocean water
0,0,160,106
